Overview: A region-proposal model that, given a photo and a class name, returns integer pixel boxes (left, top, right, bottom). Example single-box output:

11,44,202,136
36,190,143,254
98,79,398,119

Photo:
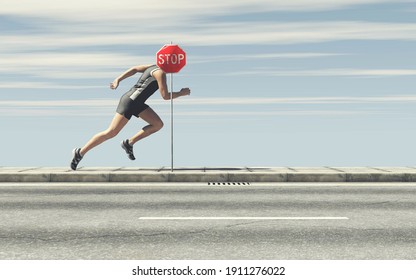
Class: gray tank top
129,65,160,101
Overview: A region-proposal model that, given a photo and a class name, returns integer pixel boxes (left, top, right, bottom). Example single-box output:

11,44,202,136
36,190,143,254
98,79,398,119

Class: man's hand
180,88,191,96
110,79,119,90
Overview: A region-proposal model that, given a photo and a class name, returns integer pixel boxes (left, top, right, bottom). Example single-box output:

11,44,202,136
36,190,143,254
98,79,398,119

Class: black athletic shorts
116,92,149,120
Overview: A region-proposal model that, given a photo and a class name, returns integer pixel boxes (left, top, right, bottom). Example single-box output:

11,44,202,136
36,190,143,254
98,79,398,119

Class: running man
70,64,190,170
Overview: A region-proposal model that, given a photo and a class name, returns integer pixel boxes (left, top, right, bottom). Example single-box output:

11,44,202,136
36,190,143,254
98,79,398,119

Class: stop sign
156,44,186,73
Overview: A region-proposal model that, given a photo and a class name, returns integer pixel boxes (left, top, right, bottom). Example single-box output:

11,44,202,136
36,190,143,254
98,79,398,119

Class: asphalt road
0,182,415,259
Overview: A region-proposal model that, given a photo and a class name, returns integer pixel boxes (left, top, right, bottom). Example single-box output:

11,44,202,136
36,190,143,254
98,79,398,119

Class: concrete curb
1,167,416,183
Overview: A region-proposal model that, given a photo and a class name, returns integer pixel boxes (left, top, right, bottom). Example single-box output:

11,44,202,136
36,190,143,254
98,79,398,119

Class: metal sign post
156,43,186,172
170,72,173,172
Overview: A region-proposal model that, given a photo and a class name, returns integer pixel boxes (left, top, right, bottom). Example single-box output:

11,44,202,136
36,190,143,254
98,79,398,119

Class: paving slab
0,167,36,172
329,167,383,173
110,172,168,182
373,167,416,172
287,167,339,173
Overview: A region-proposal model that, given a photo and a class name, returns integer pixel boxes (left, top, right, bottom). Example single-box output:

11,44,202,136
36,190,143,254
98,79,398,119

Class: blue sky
1,0,416,167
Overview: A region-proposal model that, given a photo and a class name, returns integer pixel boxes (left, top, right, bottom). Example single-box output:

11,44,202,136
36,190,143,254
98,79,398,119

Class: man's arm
110,64,152,89
153,70,191,100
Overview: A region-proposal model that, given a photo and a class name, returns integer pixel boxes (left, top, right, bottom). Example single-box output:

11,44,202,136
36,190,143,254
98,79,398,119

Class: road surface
0,182,415,259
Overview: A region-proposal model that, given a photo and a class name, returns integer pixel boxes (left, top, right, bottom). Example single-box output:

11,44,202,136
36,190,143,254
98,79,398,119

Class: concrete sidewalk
1,167,416,183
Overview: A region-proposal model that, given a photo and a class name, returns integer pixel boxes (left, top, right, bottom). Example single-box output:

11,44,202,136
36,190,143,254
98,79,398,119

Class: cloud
1,20,416,54
0,107,382,118
3,95,416,108
0,52,346,80
175,96,416,105
2,96,415,118
0,82,106,89
191,52,348,64
1,0,411,22
0,53,150,68
0,99,115,107
173,110,382,117
186,21,416,46
1,20,415,85
0,52,155,80
227,68,416,77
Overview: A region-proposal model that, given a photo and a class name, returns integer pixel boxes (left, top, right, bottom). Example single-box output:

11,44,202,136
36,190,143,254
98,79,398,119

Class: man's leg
80,113,129,156
129,107,164,145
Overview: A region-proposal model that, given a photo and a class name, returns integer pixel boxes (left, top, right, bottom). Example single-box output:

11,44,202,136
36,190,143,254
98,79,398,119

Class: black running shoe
121,139,136,160
70,148,83,170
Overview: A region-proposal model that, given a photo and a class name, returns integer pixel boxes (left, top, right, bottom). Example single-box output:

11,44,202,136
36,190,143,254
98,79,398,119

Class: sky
1,0,416,168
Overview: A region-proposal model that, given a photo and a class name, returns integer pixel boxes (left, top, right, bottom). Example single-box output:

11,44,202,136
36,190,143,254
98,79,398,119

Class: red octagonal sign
156,44,186,73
